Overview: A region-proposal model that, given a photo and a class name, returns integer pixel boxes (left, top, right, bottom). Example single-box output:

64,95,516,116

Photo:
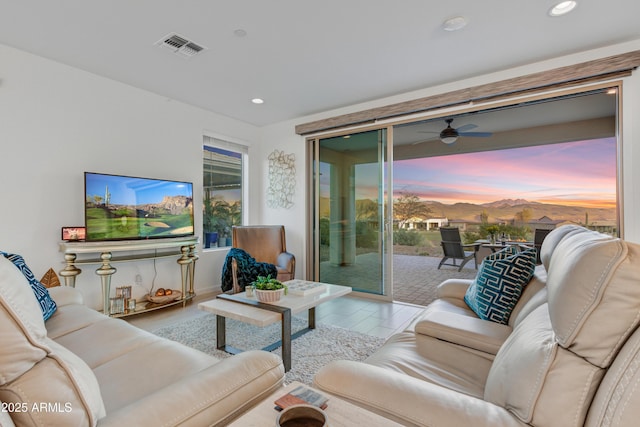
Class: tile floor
129,254,480,338
128,292,424,340
321,254,478,307
130,253,477,337
300,295,424,338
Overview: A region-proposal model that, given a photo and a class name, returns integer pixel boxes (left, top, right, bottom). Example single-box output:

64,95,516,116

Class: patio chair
534,228,552,264
437,227,479,271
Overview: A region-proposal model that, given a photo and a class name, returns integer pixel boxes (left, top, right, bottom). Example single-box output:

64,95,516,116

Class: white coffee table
198,280,351,371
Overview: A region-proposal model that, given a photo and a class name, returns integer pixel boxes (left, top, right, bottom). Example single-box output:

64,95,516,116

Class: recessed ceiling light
251,98,264,104
442,16,468,32
548,1,577,17
234,29,247,38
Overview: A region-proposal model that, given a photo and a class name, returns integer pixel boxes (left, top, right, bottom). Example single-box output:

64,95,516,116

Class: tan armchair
230,225,295,294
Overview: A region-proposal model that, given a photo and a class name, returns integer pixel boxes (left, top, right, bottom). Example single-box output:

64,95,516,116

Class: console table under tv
58,236,199,317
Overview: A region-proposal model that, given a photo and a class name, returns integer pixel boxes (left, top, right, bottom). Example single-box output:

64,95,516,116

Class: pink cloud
394,138,616,206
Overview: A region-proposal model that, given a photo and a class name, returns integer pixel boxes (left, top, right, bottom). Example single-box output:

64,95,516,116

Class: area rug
152,313,386,385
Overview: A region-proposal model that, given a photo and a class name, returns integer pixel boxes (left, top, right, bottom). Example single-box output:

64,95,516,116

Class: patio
321,253,479,307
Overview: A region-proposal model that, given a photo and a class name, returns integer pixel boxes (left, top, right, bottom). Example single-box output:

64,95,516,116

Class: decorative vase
255,288,285,303
204,232,218,248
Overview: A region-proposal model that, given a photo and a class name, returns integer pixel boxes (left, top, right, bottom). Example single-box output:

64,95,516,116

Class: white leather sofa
314,225,640,427
0,258,285,427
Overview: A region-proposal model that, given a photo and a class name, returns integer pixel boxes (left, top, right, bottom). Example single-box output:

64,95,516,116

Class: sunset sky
393,138,617,208
320,137,617,209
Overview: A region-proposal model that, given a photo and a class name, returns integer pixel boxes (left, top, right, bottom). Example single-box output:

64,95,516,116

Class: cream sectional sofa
315,225,640,426
0,256,284,427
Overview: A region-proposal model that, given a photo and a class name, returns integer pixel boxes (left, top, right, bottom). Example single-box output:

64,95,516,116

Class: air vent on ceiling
156,33,206,58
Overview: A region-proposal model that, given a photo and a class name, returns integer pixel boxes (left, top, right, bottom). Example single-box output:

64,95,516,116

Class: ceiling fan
415,118,493,145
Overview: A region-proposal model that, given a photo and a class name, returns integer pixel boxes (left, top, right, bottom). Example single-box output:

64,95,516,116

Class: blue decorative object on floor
221,248,277,292
464,246,536,325
1,251,57,320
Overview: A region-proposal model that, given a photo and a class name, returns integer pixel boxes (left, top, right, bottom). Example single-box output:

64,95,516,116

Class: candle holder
109,296,125,315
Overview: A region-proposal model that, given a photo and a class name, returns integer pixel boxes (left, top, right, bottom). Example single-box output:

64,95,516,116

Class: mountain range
424,199,615,224
321,197,616,224
479,199,541,208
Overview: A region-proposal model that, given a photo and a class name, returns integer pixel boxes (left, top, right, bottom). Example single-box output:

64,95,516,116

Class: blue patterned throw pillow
1,251,57,321
464,246,536,325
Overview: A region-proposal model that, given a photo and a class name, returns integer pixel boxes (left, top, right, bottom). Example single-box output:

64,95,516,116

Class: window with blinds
203,136,247,249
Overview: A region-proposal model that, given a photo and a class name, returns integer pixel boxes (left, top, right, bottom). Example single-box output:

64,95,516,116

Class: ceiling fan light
439,122,459,144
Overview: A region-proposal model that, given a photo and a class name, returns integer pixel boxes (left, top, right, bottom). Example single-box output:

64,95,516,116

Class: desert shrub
319,218,330,245
394,229,423,246
318,218,379,249
463,231,481,244
356,220,377,248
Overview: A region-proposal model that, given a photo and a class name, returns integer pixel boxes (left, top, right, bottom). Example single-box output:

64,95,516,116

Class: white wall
254,122,310,277
0,43,258,308
258,38,640,272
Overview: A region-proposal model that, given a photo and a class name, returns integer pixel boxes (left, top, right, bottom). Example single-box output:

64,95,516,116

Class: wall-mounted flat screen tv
84,172,194,241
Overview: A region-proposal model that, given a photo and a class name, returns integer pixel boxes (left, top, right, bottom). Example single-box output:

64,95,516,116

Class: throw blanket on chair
221,248,278,292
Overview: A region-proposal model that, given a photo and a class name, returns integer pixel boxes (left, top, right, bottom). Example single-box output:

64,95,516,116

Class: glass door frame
306,125,394,301
305,80,623,303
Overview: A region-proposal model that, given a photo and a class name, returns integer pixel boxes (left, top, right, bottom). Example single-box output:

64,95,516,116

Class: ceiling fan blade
459,131,493,138
455,123,477,132
416,130,439,134
411,136,439,145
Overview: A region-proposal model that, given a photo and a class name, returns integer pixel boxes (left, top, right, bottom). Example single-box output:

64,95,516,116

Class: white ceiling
1,1,639,127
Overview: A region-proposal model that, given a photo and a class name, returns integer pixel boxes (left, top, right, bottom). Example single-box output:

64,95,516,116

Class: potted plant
252,275,288,302
219,200,242,245
211,199,231,246
203,193,219,248
485,225,500,244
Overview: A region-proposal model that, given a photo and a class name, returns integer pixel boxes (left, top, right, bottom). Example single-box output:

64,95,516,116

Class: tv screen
84,172,194,241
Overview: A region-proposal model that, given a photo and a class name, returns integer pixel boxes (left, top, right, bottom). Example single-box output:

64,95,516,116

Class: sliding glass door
310,129,391,296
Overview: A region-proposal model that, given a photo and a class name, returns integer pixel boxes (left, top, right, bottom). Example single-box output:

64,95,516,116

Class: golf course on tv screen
84,172,194,241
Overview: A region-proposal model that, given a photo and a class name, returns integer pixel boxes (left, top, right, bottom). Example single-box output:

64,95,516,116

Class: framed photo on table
61,226,86,241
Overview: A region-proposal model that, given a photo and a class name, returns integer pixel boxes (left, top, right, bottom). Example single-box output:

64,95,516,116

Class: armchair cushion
484,305,602,426
464,247,536,325
415,310,512,355
314,360,524,427
436,278,474,299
